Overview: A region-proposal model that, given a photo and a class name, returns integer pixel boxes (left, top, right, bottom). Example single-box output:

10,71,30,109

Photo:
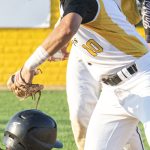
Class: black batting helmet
3,109,63,150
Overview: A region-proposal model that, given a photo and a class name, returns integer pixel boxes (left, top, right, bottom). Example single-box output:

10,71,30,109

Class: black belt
101,63,138,86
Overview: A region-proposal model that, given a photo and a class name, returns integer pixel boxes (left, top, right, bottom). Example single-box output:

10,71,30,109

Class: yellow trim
122,0,141,25
83,0,147,57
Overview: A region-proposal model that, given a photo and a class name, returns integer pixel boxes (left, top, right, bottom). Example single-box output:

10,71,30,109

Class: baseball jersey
61,0,149,75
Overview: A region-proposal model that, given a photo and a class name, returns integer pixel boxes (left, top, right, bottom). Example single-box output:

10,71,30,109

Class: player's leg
67,48,145,150
66,47,101,150
123,92,150,146
124,127,144,150
84,84,139,150
115,56,150,147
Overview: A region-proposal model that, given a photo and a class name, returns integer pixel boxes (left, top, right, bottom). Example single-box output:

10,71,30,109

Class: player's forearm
41,20,74,56
42,13,81,55
24,13,82,70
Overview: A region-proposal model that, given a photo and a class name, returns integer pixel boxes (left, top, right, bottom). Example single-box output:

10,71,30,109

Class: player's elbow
63,26,76,38
62,21,78,36
60,13,82,38
58,25,76,42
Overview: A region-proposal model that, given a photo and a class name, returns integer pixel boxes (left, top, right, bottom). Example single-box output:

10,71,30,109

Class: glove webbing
20,68,41,109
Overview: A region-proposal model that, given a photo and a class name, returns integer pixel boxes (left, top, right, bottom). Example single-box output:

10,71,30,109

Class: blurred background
0,1,75,149
0,0,145,89
0,0,67,89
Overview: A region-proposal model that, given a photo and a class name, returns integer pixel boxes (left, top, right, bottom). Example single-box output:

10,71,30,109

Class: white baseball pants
84,52,150,150
66,47,145,150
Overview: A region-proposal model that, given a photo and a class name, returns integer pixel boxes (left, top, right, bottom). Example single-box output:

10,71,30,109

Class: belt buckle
101,74,122,86
101,63,137,86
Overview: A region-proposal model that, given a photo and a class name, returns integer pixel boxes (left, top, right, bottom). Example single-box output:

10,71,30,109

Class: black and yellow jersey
61,0,141,25
60,0,149,75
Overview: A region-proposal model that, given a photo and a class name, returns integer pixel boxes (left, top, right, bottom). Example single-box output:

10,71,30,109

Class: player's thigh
84,109,138,150
84,85,139,150
125,127,145,150
113,75,150,147
120,93,150,147
66,49,101,121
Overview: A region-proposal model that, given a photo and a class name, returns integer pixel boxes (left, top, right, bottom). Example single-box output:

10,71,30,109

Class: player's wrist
24,46,49,70
19,67,35,84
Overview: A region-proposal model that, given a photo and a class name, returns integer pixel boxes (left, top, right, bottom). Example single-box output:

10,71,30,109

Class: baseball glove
7,68,44,108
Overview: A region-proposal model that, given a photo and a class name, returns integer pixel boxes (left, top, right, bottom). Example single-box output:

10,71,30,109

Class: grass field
0,90,150,150
0,90,76,150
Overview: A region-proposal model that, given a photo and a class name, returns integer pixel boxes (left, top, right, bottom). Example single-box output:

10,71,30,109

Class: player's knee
70,109,90,128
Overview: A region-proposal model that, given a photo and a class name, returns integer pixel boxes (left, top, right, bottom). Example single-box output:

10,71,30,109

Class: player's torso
72,0,148,72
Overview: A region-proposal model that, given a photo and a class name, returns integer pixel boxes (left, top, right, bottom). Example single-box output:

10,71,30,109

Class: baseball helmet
3,109,63,150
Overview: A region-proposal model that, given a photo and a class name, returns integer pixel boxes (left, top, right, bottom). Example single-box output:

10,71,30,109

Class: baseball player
67,0,145,150
7,0,150,150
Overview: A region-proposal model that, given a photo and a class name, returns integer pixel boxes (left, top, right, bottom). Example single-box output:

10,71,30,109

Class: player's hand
7,67,43,100
48,45,69,61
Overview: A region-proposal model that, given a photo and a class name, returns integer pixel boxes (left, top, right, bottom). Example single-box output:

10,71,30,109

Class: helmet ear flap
26,128,57,150
4,132,25,150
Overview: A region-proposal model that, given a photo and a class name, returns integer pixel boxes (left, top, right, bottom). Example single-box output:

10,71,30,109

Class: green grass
0,91,150,150
139,124,150,150
0,90,76,150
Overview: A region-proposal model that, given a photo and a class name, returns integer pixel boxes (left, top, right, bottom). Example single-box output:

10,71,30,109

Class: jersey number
82,39,103,56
